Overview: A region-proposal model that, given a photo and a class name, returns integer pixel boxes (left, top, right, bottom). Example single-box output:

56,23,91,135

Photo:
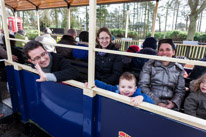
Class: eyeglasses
31,51,47,61
99,37,110,41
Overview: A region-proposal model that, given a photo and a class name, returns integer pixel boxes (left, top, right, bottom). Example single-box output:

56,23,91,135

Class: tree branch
188,0,194,10
197,0,206,15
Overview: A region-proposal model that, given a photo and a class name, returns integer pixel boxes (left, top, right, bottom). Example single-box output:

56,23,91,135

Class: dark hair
2,34,15,47
23,40,45,59
79,31,89,42
190,73,206,92
143,37,157,50
119,72,136,85
158,39,176,51
96,27,112,48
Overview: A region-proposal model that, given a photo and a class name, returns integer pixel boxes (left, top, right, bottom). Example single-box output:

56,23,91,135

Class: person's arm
170,69,186,109
35,63,58,82
0,46,18,62
95,80,117,92
133,87,153,104
102,55,123,85
184,92,198,117
0,45,7,59
52,55,79,82
139,61,160,104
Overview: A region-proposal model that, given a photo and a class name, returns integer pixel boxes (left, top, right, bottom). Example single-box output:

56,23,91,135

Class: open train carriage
1,0,206,137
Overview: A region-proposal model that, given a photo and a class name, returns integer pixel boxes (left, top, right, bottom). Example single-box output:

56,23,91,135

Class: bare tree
181,5,190,31
174,0,180,30
187,0,206,40
157,14,161,32
163,0,174,38
197,11,203,32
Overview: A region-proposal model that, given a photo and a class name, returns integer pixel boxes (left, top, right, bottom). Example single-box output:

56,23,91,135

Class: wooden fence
114,39,206,60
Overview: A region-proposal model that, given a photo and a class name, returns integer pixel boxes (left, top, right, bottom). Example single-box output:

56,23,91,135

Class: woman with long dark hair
95,27,123,85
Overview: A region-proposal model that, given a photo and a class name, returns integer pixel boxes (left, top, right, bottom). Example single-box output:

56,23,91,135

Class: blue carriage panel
19,70,84,137
83,94,98,137
5,65,20,113
95,95,206,137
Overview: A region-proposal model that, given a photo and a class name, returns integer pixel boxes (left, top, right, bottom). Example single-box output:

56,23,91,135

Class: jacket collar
154,60,175,68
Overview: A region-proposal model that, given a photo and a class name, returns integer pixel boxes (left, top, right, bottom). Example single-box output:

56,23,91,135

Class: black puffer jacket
56,35,77,58
95,43,123,85
50,53,79,82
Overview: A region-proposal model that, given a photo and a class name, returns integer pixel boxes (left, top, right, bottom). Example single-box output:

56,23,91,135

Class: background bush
25,30,40,40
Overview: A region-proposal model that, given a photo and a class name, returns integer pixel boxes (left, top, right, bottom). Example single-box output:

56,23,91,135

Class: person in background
122,45,140,83
122,45,140,68
0,29,4,47
23,40,79,82
56,28,77,58
1,34,25,82
72,31,88,61
131,37,157,71
95,27,123,85
184,73,206,119
2,34,25,64
188,51,206,80
139,39,185,110
86,72,153,106
15,30,28,48
35,28,56,53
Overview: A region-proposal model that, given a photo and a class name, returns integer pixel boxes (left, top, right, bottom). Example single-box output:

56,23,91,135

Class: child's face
200,79,206,93
119,79,137,97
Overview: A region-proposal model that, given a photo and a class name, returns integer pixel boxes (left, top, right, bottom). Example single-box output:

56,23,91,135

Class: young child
184,73,206,119
87,72,153,106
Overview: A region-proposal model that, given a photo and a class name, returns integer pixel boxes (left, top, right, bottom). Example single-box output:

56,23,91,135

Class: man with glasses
23,40,79,82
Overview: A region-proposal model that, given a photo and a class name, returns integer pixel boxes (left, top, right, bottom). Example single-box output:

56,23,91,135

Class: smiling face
158,43,175,57
158,43,175,65
119,79,137,97
28,46,50,68
200,79,206,93
98,31,111,49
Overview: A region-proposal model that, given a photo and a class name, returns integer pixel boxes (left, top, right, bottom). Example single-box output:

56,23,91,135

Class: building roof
5,0,156,11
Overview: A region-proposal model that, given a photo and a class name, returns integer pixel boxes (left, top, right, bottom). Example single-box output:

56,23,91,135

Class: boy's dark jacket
95,79,153,104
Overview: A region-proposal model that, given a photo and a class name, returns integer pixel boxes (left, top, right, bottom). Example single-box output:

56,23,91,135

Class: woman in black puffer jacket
95,27,123,85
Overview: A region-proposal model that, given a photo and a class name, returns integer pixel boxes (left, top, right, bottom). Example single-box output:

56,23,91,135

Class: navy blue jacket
95,80,153,104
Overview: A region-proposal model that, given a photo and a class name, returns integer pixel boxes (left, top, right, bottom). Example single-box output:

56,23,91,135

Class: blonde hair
190,73,206,92
119,72,136,85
